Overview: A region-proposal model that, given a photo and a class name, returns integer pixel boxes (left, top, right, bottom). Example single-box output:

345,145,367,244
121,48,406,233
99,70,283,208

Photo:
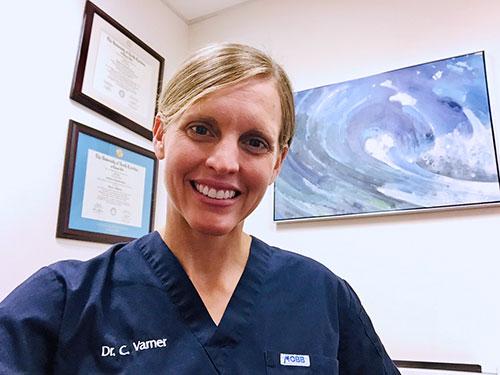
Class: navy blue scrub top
0,232,400,374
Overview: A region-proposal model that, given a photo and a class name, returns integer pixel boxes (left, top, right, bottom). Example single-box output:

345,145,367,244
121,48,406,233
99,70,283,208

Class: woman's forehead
196,77,279,106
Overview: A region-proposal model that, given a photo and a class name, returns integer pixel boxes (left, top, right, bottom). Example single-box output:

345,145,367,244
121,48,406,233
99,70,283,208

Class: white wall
189,0,500,370
0,0,187,297
2,0,499,371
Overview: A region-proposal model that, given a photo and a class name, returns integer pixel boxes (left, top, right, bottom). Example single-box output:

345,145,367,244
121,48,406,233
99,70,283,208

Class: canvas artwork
274,52,500,221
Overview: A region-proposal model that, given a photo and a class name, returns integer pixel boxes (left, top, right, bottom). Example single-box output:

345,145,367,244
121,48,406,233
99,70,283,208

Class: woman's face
154,77,287,236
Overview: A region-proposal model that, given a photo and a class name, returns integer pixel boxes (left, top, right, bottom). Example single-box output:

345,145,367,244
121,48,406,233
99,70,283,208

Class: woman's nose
205,138,240,175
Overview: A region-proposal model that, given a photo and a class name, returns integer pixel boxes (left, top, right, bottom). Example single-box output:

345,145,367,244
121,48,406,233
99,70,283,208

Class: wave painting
274,52,500,221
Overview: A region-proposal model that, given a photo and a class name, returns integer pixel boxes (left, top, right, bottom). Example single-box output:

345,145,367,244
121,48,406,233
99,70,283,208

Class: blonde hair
157,43,295,148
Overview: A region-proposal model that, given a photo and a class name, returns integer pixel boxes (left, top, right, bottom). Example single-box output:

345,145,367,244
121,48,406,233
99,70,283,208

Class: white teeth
194,183,237,200
208,188,217,198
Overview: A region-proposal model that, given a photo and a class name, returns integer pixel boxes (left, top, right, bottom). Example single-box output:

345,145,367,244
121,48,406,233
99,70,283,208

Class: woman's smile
192,181,240,200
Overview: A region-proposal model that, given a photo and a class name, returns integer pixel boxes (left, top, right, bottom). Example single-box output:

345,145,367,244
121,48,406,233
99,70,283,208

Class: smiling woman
0,43,399,374
155,77,285,239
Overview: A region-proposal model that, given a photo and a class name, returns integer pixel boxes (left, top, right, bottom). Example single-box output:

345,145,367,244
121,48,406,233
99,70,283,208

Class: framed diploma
57,120,158,244
71,1,164,139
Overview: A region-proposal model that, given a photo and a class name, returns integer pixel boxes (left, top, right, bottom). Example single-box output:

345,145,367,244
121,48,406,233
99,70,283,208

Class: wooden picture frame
70,1,164,139
57,120,158,243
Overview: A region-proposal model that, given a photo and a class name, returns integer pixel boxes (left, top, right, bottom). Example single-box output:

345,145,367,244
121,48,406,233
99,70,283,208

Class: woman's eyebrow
185,114,218,125
242,128,274,141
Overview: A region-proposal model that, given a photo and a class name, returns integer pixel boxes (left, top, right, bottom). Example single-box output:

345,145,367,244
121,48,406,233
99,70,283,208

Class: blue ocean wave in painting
275,52,500,220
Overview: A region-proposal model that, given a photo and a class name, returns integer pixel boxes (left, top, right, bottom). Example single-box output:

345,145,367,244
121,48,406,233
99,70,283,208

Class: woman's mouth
192,182,240,200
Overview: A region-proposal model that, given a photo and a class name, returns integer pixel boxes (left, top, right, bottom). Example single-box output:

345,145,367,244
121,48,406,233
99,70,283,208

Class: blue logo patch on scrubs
280,353,310,367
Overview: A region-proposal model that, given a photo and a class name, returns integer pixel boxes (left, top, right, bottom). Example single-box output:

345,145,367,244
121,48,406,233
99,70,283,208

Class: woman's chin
189,219,241,237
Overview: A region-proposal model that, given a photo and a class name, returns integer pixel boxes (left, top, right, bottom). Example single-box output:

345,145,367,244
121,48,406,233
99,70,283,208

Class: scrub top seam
355,310,393,373
343,278,394,374
43,266,67,372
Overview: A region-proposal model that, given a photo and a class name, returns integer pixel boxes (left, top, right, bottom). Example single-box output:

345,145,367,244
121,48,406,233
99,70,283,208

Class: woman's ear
153,115,165,160
269,145,289,185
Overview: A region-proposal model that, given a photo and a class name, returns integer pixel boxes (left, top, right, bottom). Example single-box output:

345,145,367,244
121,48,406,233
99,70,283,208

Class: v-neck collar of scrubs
138,231,272,353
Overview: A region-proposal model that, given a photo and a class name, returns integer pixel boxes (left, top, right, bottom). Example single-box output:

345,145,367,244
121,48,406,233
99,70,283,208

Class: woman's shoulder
4,232,159,301
42,240,129,287
251,235,344,286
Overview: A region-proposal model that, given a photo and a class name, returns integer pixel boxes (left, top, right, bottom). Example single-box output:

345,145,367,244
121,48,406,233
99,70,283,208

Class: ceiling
161,0,252,24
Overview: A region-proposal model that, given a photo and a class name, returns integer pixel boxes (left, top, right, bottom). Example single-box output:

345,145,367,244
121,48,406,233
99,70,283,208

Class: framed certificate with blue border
57,120,158,243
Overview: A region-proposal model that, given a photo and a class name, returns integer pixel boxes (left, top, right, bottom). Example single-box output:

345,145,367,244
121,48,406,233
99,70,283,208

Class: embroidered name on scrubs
101,338,168,357
280,353,310,367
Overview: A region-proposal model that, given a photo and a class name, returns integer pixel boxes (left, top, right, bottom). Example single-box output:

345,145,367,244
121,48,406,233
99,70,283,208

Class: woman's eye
187,124,212,138
243,137,270,153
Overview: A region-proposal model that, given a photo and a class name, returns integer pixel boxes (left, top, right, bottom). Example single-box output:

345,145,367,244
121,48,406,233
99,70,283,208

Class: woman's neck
161,215,251,276
159,215,252,325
